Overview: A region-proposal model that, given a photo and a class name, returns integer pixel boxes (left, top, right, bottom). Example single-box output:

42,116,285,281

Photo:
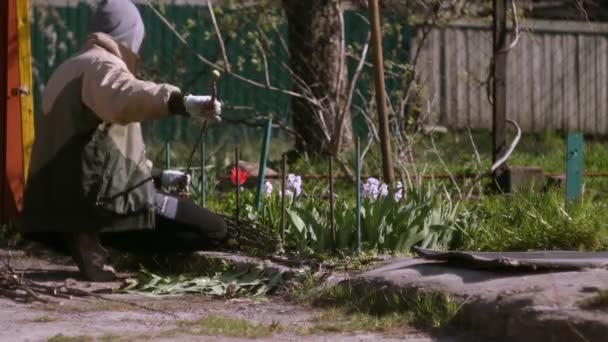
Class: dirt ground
0,250,455,342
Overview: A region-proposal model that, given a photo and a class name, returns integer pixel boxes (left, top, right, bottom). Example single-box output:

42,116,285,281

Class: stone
350,257,608,341
498,166,545,192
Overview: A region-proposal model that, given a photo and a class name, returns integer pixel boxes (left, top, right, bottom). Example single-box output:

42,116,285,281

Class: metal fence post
329,156,336,252
355,136,362,255
235,147,240,223
255,118,273,211
566,133,583,209
200,137,206,207
164,141,171,170
280,153,287,245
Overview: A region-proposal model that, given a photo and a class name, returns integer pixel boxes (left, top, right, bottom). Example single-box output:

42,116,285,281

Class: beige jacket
22,33,180,233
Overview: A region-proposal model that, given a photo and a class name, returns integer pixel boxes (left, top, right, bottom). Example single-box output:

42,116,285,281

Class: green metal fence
30,3,412,147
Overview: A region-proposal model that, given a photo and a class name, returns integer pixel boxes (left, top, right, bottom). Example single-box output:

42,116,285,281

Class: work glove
183,95,222,125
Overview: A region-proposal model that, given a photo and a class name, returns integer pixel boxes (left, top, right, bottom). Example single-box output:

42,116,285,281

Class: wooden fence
413,19,608,135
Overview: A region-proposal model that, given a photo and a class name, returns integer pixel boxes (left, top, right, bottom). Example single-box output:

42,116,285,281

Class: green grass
313,283,460,329
150,130,608,256
579,290,608,311
297,308,411,335
47,334,143,342
453,190,608,252
31,315,58,323
176,315,282,339
47,335,93,342
416,130,608,173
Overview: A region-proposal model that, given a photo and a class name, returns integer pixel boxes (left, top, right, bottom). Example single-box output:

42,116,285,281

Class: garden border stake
164,141,171,169
255,118,273,211
235,147,240,223
355,136,362,255
200,137,206,207
280,153,287,244
329,156,336,252
566,132,583,209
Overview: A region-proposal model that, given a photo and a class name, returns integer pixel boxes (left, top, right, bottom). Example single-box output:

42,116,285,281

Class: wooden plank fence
413,19,608,135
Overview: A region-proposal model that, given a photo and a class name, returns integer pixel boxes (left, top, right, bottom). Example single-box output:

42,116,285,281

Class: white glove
183,95,222,124
161,170,190,188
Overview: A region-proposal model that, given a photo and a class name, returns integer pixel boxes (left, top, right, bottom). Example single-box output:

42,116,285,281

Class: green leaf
286,209,306,234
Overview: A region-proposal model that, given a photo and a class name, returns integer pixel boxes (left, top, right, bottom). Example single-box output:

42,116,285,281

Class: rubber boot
66,232,115,282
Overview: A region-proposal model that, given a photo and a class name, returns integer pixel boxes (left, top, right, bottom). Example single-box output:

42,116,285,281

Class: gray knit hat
88,0,145,54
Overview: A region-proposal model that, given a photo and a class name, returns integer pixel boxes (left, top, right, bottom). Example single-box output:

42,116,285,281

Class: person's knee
172,197,228,242
204,212,227,241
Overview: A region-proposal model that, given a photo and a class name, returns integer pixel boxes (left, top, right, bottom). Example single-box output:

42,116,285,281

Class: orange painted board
0,0,7,224
3,0,25,222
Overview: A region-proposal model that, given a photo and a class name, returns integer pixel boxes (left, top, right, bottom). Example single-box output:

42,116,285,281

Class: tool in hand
179,70,222,196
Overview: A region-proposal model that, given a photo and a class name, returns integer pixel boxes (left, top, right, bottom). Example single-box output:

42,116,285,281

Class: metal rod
255,118,273,211
280,153,287,245
164,141,171,169
329,156,336,252
235,147,240,223
200,136,206,207
355,136,362,255
368,0,394,186
215,172,481,181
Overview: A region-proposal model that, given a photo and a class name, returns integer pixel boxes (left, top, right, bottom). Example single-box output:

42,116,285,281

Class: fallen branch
0,257,178,318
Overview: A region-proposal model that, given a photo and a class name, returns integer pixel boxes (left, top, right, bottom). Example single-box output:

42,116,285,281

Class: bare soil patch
0,250,451,341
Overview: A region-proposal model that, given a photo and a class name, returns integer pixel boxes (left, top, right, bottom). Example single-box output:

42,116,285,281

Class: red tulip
230,166,249,186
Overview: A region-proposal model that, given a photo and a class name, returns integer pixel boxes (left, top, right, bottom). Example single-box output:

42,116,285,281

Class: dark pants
101,194,227,252
25,194,227,254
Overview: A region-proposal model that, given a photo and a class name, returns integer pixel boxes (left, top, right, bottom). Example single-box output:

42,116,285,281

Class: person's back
21,0,227,282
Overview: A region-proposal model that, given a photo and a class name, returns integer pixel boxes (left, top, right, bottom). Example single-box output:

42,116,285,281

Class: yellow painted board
16,0,35,180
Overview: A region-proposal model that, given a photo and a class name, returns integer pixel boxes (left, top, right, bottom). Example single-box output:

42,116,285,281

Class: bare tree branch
430,132,463,199
255,38,271,87
146,1,311,101
206,0,231,73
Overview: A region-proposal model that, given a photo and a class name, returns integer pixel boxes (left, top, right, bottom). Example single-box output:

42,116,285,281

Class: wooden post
1,0,30,224
368,0,394,186
492,0,509,187
0,0,9,224
17,0,34,182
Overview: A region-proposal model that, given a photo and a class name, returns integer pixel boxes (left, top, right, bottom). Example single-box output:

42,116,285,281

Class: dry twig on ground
0,256,178,317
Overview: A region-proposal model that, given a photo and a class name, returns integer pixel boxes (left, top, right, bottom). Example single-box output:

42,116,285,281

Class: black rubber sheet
414,247,608,271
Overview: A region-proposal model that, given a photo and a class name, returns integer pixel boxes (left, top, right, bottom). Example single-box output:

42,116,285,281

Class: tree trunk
283,0,352,155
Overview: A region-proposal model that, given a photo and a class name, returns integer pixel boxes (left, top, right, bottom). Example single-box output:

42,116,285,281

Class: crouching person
20,0,227,281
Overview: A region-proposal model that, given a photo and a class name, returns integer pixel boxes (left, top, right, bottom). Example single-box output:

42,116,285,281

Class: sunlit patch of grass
47,335,93,342
312,282,460,330
47,333,147,342
297,308,412,335
176,315,282,339
579,290,608,312
31,315,58,323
